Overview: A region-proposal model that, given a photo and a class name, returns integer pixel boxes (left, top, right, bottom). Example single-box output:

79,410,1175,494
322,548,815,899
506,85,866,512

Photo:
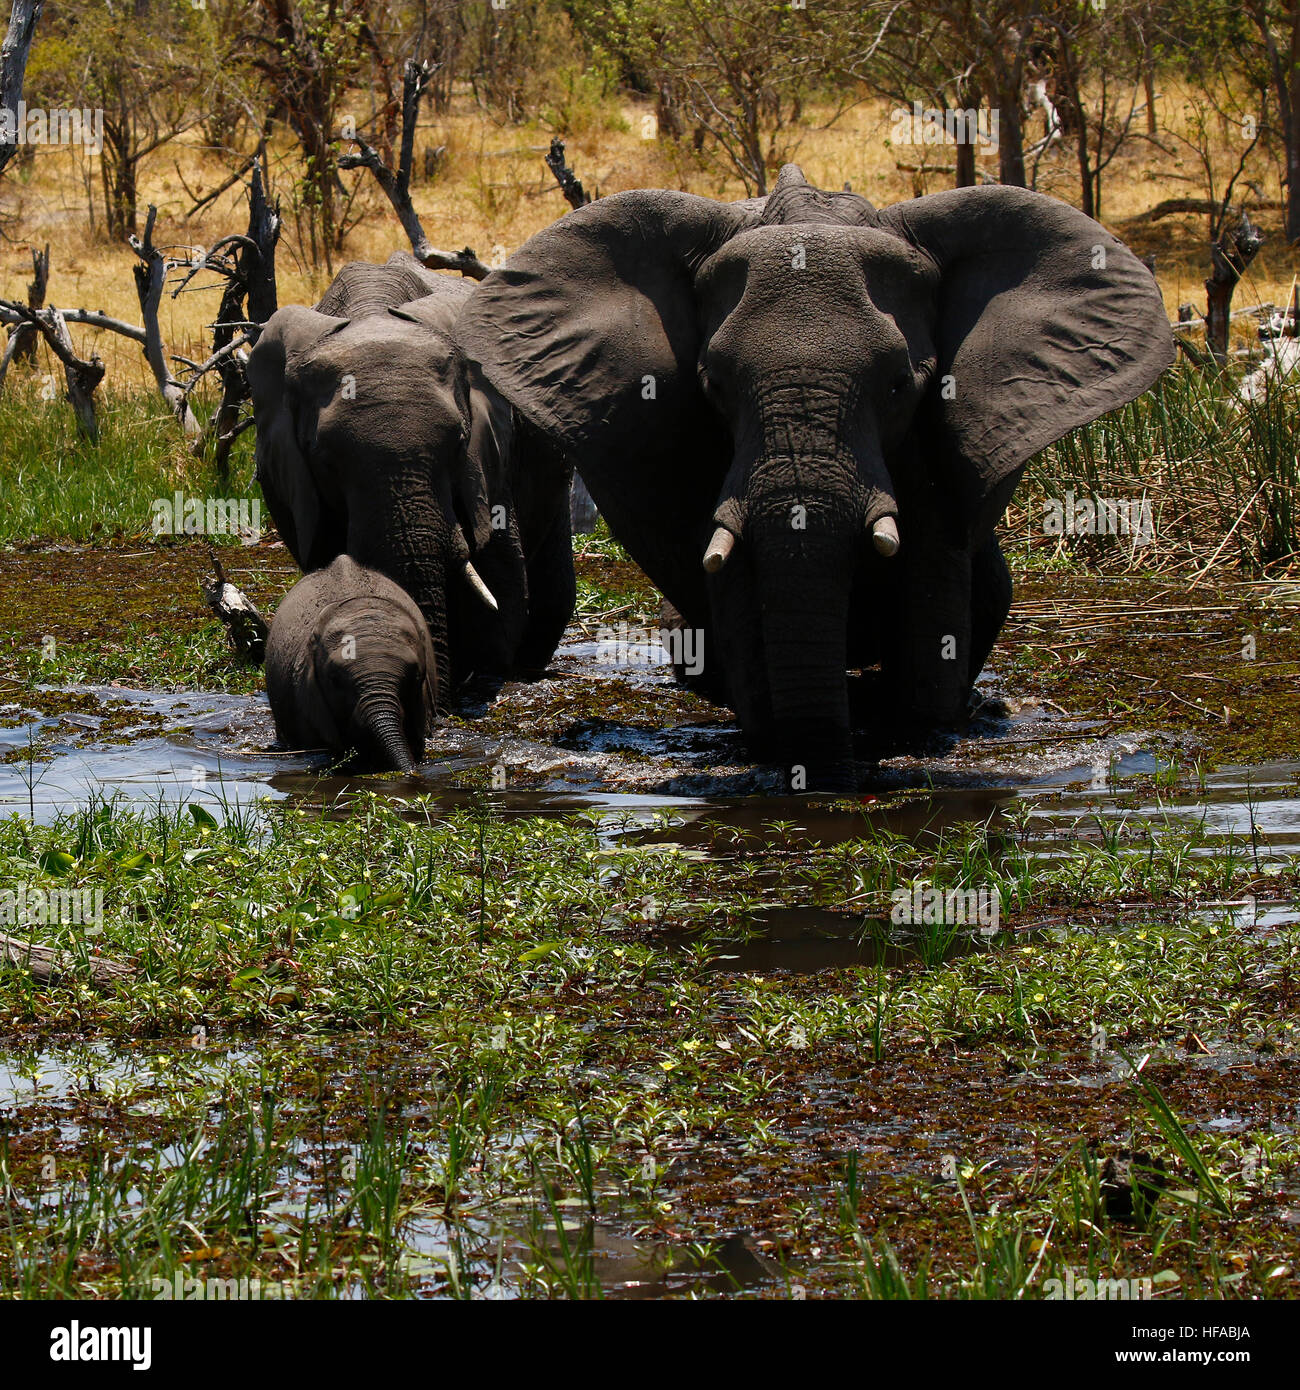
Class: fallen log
0,932,133,989
200,552,268,662
1126,196,1285,224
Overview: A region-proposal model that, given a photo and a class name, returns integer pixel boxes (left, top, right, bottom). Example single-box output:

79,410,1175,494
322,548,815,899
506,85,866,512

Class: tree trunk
955,136,976,188
1206,212,1265,364
0,0,43,176
8,240,47,366
997,75,1027,186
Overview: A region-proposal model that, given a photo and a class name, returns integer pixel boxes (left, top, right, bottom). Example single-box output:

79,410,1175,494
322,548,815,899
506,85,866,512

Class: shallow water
4,629,1299,892
674,905,1028,974
0,1036,779,1299
3,633,1297,1299
0,639,1214,812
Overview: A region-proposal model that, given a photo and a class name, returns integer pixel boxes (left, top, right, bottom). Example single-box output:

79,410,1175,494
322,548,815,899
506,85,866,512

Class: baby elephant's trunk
352,682,419,773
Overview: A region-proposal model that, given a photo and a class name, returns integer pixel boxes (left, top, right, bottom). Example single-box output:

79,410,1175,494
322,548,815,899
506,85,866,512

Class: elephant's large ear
453,190,761,462
457,368,512,552
247,307,349,568
874,187,1173,528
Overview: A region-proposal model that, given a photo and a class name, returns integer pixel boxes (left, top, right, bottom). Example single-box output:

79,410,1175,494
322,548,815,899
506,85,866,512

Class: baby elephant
265,556,437,772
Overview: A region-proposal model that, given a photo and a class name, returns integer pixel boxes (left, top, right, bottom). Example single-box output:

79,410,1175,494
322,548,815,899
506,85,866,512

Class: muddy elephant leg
883,522,974,728
969,534,1013,683
515,503,576,676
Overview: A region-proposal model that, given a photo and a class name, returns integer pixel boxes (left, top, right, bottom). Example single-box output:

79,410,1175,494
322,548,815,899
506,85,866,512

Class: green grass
0,792,1296,1298
1023,358,1300,573
0,383,258,547
5,620,267,700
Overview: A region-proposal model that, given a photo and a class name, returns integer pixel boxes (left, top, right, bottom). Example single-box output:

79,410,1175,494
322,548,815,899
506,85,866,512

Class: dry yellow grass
2,79,1297,390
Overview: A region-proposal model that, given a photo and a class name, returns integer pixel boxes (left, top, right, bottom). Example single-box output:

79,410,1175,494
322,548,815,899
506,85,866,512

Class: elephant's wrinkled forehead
696,223,937,318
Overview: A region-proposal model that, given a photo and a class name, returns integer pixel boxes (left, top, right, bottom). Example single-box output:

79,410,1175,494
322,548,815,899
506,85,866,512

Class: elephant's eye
889,372,912,399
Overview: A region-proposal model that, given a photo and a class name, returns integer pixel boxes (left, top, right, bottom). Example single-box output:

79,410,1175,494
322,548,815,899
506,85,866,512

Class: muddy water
0,636,1192,814
4,634,1299,906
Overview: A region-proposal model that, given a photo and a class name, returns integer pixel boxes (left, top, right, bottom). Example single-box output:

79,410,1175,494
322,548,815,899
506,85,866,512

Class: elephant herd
253,164,1174,791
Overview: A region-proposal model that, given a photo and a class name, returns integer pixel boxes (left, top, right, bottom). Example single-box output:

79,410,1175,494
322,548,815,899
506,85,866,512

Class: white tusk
463,560,498,611
703,526,735,573
871,515,900,558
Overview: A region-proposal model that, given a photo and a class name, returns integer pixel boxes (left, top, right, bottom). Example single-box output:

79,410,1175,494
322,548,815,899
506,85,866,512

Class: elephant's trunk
748,487,859,793
760,604,855,791
352,685,418,773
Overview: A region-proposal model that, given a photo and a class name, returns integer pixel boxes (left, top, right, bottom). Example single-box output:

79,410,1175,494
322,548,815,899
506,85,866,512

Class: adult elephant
248,260,574,698
313,249,449,317
456,165,1174,789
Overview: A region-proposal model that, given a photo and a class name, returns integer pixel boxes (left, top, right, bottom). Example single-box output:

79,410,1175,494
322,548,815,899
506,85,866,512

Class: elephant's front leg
969,533,1013,687
879,519,975,729
516,498,576,676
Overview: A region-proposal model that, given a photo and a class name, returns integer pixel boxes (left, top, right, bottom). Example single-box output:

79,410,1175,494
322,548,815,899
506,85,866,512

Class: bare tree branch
544,136,590,209
0,303,147,343
129,205,200,436
338,58,490,279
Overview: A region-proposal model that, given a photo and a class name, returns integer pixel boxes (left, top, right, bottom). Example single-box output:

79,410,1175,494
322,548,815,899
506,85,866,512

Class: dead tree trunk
201,553,268,662
130,206,201,436
338,59,490,279
0,0,43,177
192,157,281,478
1206,211,1265,365
48,307,104,440
5,241,47,366
545,137,591,209
2,303,105,439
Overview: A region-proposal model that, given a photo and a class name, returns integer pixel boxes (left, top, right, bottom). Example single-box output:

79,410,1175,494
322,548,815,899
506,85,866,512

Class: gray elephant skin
456,166,1175,790
265,555,437,772
247,252,575,704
